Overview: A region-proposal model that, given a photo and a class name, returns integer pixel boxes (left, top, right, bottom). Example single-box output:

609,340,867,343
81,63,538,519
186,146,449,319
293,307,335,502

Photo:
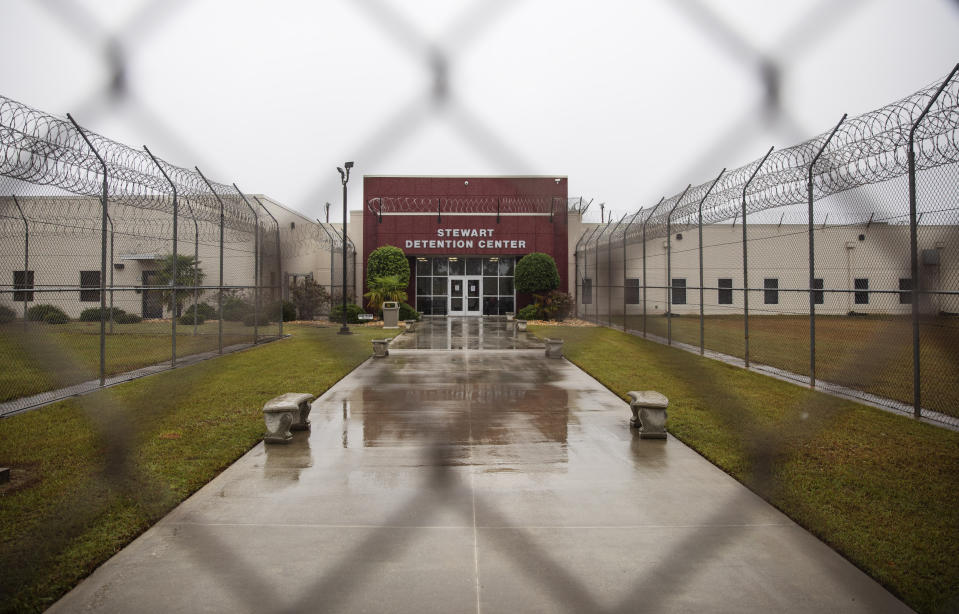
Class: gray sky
1,0,957,223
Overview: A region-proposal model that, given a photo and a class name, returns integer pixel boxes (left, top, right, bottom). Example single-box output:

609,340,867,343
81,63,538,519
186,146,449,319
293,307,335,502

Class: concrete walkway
50,320,911,613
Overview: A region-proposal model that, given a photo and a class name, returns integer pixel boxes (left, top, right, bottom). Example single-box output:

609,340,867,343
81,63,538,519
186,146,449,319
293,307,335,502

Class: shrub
364,274,408,313
0,305,16,324
290,277,329,320
221,296,252,321
399,302,420,321
534,290,573,321
367,245,410,288
330,303,366,324
268,300,296,322
79,306,126,322
27,304,68,322
514,253,560,294
192,303,217,320
44,311,69,324
114,312,142,324
517,304,539,321
179,312,205,325
242,313,258,327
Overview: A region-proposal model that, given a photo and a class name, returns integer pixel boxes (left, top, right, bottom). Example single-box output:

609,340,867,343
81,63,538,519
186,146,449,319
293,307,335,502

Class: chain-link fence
576,67,959,428
0,95,342,416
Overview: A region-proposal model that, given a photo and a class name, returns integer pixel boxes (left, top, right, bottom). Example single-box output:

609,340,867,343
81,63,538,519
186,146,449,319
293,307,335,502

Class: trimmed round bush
367,245,410,288
517,304,539,321
221,297,252,321
27,304,68,322
44,311,69,324
192,303,217,320
114,312,142,324
330,303,366,324
399,302,420,321
0,305,16,324
179,312,205,325
79,306,126,322
514,253,560,294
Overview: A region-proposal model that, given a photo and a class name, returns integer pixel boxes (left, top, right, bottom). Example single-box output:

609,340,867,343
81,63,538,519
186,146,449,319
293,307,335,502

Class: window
764,278,778,305
13,270,34,302
899,278,912,304
671,278,686,305
80,270,101,302
813,278,824,305
854,278,869,304
625,278,639,305
717,278,732,305
582,278,592,304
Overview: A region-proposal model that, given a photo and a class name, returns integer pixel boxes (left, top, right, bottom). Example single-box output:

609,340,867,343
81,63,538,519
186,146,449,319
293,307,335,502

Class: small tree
514,252,560,294
290,277,329,320
367,245,410,289
153,254,205,316
364,274,408,314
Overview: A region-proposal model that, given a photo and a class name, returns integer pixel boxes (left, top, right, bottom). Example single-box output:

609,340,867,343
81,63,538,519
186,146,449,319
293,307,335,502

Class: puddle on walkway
389,317,544,350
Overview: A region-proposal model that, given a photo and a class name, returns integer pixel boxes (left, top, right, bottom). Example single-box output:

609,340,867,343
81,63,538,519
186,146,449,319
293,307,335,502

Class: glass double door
448,276,482,316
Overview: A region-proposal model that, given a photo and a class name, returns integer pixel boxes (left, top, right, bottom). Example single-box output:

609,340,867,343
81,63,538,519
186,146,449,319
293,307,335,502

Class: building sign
404,228,528,251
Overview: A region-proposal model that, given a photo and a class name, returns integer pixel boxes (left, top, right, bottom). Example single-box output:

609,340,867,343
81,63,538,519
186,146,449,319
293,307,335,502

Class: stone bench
545,338,564,359
263,392,315,444
628,390,669,439
372,338,390,358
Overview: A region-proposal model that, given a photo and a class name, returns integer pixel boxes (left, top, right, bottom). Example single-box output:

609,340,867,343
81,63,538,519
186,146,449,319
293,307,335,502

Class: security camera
345,161,354,169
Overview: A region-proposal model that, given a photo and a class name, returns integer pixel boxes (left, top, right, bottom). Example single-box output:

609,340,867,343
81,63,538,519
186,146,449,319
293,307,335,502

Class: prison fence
0,95,338,417
575,66,959,428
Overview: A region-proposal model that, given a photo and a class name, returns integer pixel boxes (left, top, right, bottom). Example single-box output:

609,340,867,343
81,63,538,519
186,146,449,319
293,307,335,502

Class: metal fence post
608,214,626,327
254,196,282,337
180,199,199,336
808,114,847,389
593,217,611,323
68,114,109,384
666,185,691,345
195,167,225,354
11,195,28,329
108,214,115,334
144,146,179,365
698,169,726,355
572,227,589,318
622,212,639,331
642,197,664,338
234,186,259,344
742,146,775,368
907,62,959,418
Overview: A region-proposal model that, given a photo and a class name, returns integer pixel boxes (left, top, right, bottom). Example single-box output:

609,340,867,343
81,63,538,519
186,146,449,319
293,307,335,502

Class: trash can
382,301,400,329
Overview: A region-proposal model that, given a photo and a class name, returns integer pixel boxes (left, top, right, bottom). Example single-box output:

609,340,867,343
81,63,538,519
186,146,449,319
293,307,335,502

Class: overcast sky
1,0,957,223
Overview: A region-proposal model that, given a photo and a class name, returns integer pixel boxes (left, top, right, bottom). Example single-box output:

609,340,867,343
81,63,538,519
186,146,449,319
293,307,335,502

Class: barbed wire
594,71,959,246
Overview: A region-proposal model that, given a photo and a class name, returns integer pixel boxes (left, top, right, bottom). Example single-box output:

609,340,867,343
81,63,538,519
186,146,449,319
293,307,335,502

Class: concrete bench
545,338,564,359
628,391,669,439
263,392,315,444
372,338,390,358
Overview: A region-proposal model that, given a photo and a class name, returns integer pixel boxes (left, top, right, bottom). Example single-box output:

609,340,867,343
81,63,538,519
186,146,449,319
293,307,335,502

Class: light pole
337,161,354,334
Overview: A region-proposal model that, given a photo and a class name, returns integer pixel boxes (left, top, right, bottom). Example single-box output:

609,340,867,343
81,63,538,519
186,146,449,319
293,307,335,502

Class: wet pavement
50,325,911,613
390,316,544,350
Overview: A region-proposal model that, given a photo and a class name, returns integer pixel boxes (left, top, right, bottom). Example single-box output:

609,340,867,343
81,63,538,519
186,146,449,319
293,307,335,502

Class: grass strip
0,324,396,613
530,324,959,614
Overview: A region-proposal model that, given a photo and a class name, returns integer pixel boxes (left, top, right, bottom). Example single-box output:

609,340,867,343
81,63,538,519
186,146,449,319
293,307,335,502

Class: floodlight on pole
337,162,354,334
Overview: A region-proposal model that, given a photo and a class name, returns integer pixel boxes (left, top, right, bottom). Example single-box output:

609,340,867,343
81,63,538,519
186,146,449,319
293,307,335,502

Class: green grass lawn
530,324,959,614
0,320,280,402
609,313,959,418
0,324,396,613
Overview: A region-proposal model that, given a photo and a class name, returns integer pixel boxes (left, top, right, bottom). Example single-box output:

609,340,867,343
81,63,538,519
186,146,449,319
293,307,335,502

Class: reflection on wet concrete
390,317,544,350
48,327,915,614
261,430,313,487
